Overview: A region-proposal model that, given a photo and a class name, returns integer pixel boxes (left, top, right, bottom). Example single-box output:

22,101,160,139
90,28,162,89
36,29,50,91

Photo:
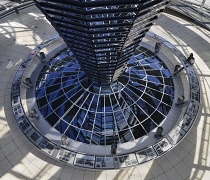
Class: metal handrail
0,1,34,19
168,0,210,31
174,0,210,11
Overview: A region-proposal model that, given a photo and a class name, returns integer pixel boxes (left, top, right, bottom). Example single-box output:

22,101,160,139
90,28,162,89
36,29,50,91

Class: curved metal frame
11,33,200,169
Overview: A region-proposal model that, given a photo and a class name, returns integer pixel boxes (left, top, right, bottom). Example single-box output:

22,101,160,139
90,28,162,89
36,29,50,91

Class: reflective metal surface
33,0,170,85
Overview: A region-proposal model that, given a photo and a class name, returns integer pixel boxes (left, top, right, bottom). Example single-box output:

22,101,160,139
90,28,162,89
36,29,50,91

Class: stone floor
0,5,210,180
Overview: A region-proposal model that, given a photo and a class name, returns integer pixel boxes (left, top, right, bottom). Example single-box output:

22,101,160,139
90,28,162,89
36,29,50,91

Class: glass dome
36,46,174,145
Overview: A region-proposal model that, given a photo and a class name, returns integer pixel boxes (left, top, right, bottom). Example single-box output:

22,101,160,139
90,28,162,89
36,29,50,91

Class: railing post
61,135,68,146
201,0,206,9
155,42,162,54
14,7,19,14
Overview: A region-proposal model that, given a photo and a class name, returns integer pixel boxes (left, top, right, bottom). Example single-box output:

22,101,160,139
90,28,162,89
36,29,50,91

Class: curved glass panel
36,47,174,145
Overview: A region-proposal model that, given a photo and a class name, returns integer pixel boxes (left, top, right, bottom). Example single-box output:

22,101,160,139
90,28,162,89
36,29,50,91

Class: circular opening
35,46,174,145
